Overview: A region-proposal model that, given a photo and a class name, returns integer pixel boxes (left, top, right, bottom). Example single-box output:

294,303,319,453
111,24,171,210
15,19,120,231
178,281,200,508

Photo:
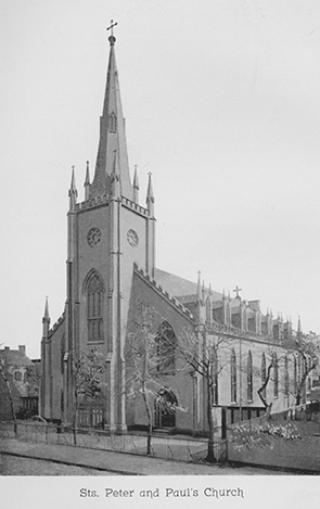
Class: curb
0,450,141,476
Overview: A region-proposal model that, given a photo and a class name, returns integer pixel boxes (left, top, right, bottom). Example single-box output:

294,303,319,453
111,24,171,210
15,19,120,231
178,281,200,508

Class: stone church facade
40,32,314,434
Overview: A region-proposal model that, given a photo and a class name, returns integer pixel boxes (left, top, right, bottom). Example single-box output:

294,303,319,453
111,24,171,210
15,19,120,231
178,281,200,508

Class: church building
40,29,315,434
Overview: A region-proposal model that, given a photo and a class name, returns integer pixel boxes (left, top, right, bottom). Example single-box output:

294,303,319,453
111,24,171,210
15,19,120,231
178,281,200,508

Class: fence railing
0,420,227,463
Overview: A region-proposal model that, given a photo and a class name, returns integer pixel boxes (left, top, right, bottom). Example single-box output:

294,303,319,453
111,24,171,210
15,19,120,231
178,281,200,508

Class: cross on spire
233,285,242,299
107,19,118,37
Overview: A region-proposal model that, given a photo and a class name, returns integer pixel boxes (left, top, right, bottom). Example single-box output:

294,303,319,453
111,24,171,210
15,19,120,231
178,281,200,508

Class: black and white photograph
1,0,320,506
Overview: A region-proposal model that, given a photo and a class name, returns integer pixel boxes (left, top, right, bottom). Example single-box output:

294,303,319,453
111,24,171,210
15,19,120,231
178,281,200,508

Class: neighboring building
0,345,40,420
40,31,319,433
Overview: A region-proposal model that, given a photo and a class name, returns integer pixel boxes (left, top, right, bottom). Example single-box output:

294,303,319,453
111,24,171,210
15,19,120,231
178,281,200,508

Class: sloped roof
154,268,222,301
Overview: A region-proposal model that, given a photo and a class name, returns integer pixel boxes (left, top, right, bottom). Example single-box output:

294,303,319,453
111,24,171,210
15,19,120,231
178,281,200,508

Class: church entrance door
154,388,177,429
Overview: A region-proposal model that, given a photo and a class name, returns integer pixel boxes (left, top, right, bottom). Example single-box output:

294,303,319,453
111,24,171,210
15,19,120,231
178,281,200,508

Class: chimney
19,345,26,356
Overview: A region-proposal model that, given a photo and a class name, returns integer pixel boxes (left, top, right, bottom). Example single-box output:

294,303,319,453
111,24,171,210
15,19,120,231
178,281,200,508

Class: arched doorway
154,387,178,429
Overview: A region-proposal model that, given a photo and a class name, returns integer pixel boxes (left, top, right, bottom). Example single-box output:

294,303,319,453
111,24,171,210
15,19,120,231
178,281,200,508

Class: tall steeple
91,23,133,200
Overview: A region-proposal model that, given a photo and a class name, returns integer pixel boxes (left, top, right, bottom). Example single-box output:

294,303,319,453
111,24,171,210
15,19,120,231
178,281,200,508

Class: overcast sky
1,0,320,358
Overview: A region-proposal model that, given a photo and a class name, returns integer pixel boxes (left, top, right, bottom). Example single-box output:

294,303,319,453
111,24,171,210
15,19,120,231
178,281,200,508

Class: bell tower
63,23,156,431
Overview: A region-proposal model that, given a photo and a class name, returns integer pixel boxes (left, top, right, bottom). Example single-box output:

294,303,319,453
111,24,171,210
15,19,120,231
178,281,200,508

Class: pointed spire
201,280,205,302
44,296,50,321
297,315,302,336
91,28,133,200
84,161,91,201
209,283,212,296
146,171,155,215
133,165,139,203
197,271,201,300
42,296,50,338
68,166,77,211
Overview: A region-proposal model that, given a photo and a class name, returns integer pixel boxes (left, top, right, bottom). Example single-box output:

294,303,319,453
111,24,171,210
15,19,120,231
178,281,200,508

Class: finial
233,285,242,299
107,19,118,45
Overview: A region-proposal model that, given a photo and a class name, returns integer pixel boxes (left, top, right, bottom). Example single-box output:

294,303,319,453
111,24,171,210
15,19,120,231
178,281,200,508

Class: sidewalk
0,438,285,475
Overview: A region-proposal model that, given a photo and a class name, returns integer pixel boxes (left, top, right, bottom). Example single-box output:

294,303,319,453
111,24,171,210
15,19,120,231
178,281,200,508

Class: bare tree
294,334,319,406
254,350,277,418
175,326,227,463
0,355,17,435
125,304,179,456
72,349,106,446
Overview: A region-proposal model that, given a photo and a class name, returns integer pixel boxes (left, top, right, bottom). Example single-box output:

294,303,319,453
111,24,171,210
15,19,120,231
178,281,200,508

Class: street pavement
0,438,289,475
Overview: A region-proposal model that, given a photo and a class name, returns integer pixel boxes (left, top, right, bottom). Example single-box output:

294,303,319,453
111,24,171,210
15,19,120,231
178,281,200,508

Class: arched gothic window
109,112,117,133
87,272,104,343
247,350,253,402
261,353,267,399
272,353,279,398
231,349,237,403
155,321,176,374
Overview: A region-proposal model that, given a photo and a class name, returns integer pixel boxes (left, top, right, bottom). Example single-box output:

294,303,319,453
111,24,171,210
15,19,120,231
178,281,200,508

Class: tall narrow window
109,112,117,133
87,272,104,343
293,356,297,395
261,353,266,399
247,350,253,402
155,322,176,374
211,348,219,405
231,349,237,403
284,356,289,396
273,353,279,398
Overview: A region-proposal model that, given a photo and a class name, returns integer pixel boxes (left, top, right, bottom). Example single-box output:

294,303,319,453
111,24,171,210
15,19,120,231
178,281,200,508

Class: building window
87,272,104,343
14,370,22,382
273,353,279,398
109,112,117,133
247,351,253,402
211,348,219,405
293,356,297,394
284,356,289,396
155,321,176,374
231,349,237,403
261,353,266,399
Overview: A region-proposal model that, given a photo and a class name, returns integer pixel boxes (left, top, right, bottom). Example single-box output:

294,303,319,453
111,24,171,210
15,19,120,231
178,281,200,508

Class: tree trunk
73,392,78,446
141,381,152,455
206,379,215,463
5,380,17,436
295,356,313,406
257,363,273,419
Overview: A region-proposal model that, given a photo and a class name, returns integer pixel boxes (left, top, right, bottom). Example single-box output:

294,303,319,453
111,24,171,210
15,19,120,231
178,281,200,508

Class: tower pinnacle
84,161,90,200
68,166,77,210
